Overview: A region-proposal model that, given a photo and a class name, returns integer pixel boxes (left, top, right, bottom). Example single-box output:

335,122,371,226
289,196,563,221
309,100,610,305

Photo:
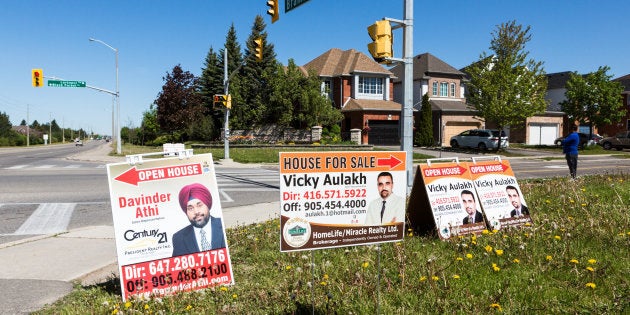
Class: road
2,143,630,247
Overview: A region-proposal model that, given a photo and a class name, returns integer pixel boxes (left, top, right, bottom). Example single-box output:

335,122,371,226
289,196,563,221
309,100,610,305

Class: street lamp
89,38,121,154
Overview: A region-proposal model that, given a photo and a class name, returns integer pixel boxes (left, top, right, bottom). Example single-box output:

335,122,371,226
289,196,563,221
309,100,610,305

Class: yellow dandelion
545,199,551,204
524,232,530,237
546,255,553,261
581,203,587,207
362,261,369,268
554,235,561,240
323,274,329,280
581,188,586,192
585,282,596,289
495,249,504,256
525,222,532,226
220,286,228,292
586,266,595,272
490,303,502,311
320,281,327,286
570,199,575,203
431,275,439,281
125,301,131,309
512,258,520,264
567,216,574,220
492,263,501,272
492,229,499,234
485,245,493,253
144,305,149,310
232,294,238,299
482,229,490,235
471,234,477,241
286,265,292,270
420,276,427,282
186,305,192,311
453,274,460,279
456,257,464,261
588,259,597,264
111,309,119,315
569,259,579,264
466,253,473,259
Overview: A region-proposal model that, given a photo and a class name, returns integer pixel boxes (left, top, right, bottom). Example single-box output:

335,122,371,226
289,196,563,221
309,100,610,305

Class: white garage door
528,124,558,145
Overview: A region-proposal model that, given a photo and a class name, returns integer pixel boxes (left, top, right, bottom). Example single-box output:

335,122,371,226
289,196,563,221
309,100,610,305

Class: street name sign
285,0,309,12
47,80,86,87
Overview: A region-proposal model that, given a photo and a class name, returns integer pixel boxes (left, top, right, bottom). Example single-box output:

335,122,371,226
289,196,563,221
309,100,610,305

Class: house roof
546,71,573,89
302,48,393,77
341,98,402,112
613,74,630,91
390,53,465,82
429,100,474,113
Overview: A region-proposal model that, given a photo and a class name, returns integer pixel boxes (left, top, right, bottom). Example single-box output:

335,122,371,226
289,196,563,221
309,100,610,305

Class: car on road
75,140,83,146
450,129,508,151
599,131,630,150
554,133,602,149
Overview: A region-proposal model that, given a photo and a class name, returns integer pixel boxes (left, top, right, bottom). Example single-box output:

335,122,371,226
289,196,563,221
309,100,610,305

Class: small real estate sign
279,151,406,251
468,158,533,230
107,153,233,300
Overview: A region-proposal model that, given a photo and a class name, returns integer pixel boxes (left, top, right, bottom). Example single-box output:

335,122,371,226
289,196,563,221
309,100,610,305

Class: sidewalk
0,142,279,314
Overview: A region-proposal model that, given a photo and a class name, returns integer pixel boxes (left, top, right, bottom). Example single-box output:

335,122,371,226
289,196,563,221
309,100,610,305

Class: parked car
555,133,603,149
599,131,630,150
75,140,83,146
450,129,508,150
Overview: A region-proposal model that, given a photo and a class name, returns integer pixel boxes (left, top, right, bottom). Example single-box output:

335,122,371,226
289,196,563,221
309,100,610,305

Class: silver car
450,129,509,150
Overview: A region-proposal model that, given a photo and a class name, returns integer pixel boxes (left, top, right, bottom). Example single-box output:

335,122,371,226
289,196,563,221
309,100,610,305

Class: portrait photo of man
364,172,406,225
461,189,484,225
172,183,226,257
506,185,529,217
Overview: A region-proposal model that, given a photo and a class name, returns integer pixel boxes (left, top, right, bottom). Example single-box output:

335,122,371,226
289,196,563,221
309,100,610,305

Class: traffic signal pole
223,48,231,161
402,0,414,193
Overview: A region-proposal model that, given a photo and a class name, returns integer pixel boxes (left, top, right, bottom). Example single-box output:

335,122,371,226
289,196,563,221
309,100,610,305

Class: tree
198,46,222,140
139,105,159,145
415,93,434,147
154,64,204,140
465,20,548,150
559,66,625,135
297,68,342,128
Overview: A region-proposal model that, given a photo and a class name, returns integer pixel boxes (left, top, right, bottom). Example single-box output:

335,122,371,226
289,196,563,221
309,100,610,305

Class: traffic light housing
254,38,263,62
367,20,393,63
266,0,279,23
213,94,232,109
32,68,43,87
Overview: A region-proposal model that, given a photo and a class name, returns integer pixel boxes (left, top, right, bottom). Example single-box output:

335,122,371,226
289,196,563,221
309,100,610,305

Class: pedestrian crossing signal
213,94,232,109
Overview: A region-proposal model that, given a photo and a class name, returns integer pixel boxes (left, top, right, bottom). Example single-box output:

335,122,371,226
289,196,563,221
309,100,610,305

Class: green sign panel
47,80,86,88
285,0,309,13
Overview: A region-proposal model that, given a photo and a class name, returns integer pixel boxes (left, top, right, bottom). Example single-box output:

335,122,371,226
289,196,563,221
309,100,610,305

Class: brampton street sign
47,80,86,87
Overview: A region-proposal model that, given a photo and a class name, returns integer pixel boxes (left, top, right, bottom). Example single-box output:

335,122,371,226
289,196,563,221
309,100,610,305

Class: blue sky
2,0,629,135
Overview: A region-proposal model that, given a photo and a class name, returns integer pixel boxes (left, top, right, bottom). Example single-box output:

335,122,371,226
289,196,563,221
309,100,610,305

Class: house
390,53,481,146
598,74,630,136
302,48,402,145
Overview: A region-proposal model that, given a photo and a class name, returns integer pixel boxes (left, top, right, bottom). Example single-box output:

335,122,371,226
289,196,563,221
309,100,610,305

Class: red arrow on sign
114,163,202,186
377,155,403,169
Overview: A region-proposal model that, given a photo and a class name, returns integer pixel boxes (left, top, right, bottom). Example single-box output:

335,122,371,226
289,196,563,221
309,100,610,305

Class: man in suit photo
172,183,226,257
461,189,484,225
506,185,530,217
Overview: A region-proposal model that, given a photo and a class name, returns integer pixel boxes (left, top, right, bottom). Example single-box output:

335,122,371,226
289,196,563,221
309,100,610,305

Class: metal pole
402,0,414,193
223,49,231,160
115,47,121,154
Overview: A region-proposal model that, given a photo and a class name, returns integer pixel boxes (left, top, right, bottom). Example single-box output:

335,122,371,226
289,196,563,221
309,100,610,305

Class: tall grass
37,174,629,314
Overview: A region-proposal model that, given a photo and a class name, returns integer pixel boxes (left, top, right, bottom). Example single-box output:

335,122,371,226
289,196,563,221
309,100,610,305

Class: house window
440,82,448,97
358,77,383,95
321,80,331,98
432,82,438,96
450,83,456,97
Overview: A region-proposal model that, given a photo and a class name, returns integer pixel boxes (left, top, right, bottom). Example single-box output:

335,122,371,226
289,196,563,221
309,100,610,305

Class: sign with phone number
121,248,232,299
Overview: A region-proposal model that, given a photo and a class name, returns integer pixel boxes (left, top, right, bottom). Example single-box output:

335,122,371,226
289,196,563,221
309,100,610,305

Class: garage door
369,121,400,145
528,124,558,145
443,122,480,146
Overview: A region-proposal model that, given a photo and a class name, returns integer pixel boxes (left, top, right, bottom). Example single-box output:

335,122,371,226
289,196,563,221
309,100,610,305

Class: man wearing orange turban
172,183,226,257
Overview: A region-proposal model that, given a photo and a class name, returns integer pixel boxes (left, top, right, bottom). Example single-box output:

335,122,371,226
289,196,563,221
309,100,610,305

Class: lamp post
89,38,121,154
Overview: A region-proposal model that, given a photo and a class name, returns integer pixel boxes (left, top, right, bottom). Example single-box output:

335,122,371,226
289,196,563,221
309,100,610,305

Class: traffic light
367,20,393,63
254,38,263,62
266,0,279,23
32,68,43,87
213,94,232,109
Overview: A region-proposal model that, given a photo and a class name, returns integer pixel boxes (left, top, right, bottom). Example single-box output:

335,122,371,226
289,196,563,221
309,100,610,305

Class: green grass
35,174,630,314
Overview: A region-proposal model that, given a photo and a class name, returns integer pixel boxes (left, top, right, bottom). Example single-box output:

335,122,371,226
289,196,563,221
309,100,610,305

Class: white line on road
14,203,76,235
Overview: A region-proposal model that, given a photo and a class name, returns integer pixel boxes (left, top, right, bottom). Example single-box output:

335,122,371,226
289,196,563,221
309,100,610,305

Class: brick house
302,48,402,145
598,74,630,136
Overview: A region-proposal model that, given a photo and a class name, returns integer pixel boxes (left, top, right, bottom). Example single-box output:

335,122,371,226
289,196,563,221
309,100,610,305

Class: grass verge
36,174,629,314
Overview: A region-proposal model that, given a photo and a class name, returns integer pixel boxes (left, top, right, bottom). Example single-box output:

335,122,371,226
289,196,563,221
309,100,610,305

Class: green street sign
47,80,86,88
285,0,309,13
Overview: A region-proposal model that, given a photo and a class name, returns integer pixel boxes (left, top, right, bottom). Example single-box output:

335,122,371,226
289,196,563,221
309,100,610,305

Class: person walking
562,125,580,179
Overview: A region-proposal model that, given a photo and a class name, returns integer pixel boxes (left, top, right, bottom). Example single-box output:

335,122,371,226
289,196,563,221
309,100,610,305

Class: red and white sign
279,151,406,251
107,154,233,300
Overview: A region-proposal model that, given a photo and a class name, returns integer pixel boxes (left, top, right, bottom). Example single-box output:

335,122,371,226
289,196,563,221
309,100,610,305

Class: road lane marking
14,203,76,235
